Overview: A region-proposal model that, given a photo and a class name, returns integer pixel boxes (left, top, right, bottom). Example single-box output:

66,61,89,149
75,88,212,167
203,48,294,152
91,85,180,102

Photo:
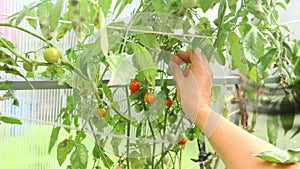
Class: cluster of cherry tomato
128,79,173,112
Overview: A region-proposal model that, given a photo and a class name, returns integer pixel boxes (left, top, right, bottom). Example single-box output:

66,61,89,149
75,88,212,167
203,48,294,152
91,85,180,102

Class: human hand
169,48,213,122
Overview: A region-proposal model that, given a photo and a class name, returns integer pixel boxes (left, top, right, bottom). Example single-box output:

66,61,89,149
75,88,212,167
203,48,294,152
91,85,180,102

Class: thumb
169,62,184,83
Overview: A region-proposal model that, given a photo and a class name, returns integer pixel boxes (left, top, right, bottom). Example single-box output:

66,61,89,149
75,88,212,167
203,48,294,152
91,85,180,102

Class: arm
170,49,300,169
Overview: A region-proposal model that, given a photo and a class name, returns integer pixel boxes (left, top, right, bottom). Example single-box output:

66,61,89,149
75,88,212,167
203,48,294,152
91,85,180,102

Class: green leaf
111,137,122,155
37,1,55,40
0,64,25,79
113,0,133,19
92,145,101,159
291,126,300,139
0,115,22,125
245,0,266,20
99,148,114,168
199,0,219,13
0,81,13,90
26,9,37,29
255,148,300,163
57,139,76,166
48,127,60,153
152,0,169,13
280,98,295,135
93,6,106,29
0,38,15,49
13,98,19,106
56,11,73,41
68,0,91,42
248,65,257,82
131,43,158,86
228,32,249,75
266,115,278,145
13,2,35,25
70,144,88,169
102,84,113,102
243,25,266,64
98,0,113,16
136,34,160,49
49,0,64,32
107,53,137,86
259,48,277,71
0,50,16,66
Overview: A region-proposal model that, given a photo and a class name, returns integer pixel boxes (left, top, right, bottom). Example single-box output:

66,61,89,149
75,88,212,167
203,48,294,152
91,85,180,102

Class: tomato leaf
131,43,158,86
12,1,36,25
98,0,113,16
242,25,266,64
0,50,16,66
26,9,37,29
113,0,133,19
57,139,76,166
49,0,63,32
99,147,114,168
111,137,122,155
199,0,219,13
0,115,22,125
255,148,300,163
37,1,54,40
0,38,15,49
245,0,266,20
0,81,13,90
279,97,296,135
152,0,169,13
70,144,88,169
291,126,300,139
56,11,72,41
266,115,278,145
228,32,249,75
68,0,91,42
106,53,137,86
136,34,160,49
48,127,61,153
0,64,26,79
259,48,277,71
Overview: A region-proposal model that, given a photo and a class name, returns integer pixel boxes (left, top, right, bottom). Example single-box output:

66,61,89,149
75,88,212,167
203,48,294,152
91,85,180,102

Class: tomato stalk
0,23,52,46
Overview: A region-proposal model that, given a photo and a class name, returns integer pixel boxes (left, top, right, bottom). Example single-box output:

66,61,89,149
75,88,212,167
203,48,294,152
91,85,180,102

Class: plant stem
124,86,132,169
0,23,52,46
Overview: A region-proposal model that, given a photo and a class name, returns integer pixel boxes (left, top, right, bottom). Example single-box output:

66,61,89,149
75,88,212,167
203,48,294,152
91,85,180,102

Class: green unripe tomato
181,0,197,8
166,133,176,142
43,47,61,63
134,104,143,113
168,113,177,124
23,60,37,72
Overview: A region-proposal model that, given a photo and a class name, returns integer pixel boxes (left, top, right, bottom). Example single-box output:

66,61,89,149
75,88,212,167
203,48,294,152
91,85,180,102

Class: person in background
169,49,300,169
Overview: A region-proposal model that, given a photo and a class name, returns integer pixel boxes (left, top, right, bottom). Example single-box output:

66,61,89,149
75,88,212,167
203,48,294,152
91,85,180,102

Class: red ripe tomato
144,92,156,104
115,166,122,169
165,98,173,107
129,79,140,93
97,108,106,118
178,137,188,145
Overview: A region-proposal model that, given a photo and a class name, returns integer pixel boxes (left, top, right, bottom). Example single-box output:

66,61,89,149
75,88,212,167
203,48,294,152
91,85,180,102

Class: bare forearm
195,108,300,169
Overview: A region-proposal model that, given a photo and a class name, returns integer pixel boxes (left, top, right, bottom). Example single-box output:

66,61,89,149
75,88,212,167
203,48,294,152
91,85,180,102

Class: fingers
169,62,184,83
